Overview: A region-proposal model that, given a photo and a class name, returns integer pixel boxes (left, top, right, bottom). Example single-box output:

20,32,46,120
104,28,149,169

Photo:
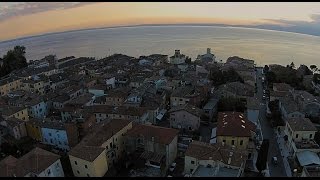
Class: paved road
256,68,287,177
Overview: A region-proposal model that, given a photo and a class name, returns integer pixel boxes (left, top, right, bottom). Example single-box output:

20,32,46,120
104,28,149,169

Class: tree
310,65,318,73
0,46,28,78
256,139,270,176
185,56,192,64
263,65,269,73
290,62,295,69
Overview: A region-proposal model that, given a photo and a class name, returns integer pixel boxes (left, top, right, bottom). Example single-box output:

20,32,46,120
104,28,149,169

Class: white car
169,162,177,172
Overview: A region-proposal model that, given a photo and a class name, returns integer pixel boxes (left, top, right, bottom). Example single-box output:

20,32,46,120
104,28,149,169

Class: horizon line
0,23,319,44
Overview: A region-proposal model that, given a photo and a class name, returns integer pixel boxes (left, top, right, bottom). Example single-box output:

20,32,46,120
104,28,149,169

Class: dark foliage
256,139,269,175
218,97,246,112
0,46,28,78
209,67,243,86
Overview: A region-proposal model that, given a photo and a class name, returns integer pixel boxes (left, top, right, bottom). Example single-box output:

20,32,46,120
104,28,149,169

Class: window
77,170,80,174
310,134,313,139
49,133,52,136
296,134,299,138
50,139,53,143
85,165,88,169
75,161,78,165
106,145,108,149
47,169,51,175
240,140,243,145
191,160,195,164
190,169,193,173
232,140,235,145
112,152,115,158
223,140,226,143
87,174,90,177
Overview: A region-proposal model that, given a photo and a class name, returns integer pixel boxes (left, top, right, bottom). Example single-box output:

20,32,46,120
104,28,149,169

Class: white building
169,50,187,65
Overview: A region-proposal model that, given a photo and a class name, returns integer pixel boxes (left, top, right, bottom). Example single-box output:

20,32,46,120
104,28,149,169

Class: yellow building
69,146,107,177
216,112,256,151
21,78,47,95
69,119,133,177
0,77,22,96
25,119,43,141
1,105,29,121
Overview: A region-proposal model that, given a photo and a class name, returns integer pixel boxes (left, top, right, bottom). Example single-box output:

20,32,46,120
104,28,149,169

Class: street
256,68,287,177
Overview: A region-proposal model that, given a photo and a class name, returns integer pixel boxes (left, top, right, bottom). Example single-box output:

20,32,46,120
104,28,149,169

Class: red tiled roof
125,123,179,145
216,112,256,137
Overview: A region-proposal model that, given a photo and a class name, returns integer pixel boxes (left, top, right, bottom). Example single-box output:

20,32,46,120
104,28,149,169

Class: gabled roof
0,147,60,177
287,117,317,132
126,123,179,145
168,103,203,117
185,141,247,167
217,112,256,137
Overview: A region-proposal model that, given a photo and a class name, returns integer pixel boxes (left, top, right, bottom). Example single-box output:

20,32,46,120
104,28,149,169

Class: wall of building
41,128,70,151
28,101,49,119
217,136,249,150
69,150,108,177
26,123,42,141
170,111,200,131
0,79,22,96
10,108,29,121
37,159,65,177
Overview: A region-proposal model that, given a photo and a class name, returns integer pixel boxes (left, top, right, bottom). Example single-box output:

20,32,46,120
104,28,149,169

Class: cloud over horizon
0,2,96,22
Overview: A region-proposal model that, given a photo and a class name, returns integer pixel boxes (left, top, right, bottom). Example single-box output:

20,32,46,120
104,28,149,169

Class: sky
1,2,320,41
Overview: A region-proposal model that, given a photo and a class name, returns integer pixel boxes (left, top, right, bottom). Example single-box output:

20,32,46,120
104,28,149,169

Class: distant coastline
0,23,319,44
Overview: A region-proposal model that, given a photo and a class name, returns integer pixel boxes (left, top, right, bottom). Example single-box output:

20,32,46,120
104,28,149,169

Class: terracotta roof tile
125,124,179,145
217,112,256,137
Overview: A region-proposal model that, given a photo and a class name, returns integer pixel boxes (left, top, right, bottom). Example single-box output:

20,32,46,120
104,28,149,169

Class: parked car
169,162,177,172
272,157,278,165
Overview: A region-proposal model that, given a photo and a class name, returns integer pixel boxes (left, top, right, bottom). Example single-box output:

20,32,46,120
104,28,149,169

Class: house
169,50,186,65
216,112,256,156
170,86,201,108
284,117,320,157
246,97,260,125
269,91,288,101
169,104,202,131
195,48,216,63
104,87,130,106
61,85,84,100
273,83,293,93
69,119,133,177
217,82,255,100
25,119,43,142
0,117,27,140
91,105,149,124
21,75,49,95
40,119,79,152
0,77,22,96
291,90,320,118
203,97,219,121
0,105,29,121
279,95,305,120
52,95,70,110
26,118,79,151
0,147,64,177
88,84,108,97
184,141,247,177
125,124,179,172
65,93,95,108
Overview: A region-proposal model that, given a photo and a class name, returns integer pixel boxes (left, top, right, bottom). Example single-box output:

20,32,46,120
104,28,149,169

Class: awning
140,151,164,163
297,151,320,166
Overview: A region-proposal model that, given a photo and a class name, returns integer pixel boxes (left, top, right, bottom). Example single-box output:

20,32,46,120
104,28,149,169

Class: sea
0,25,319,66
